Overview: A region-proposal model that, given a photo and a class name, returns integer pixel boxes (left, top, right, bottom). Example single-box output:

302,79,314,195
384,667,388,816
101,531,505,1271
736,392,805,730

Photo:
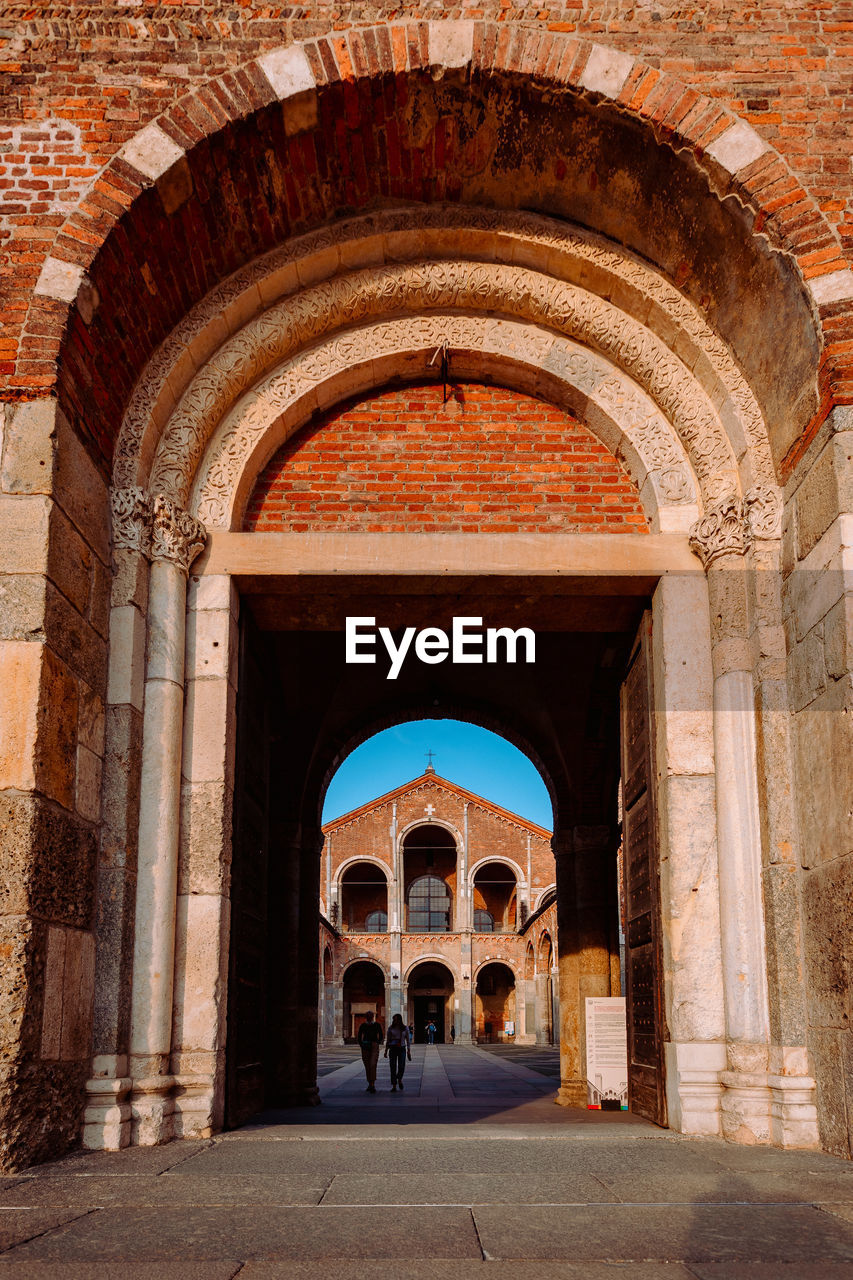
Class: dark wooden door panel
620,612,667,1127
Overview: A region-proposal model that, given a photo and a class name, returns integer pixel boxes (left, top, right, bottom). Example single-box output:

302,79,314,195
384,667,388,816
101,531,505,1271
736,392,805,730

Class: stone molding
110,486,152,560
112,208,770,511
745,485,783,541
150,494,206,575
689,495,752,569
189,313,708,531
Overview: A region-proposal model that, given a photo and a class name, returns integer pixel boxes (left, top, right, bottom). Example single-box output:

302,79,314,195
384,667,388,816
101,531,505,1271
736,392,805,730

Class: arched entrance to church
476,963,517,1044
408,962,455,1045
342,961,387,1043
7,22,837,1168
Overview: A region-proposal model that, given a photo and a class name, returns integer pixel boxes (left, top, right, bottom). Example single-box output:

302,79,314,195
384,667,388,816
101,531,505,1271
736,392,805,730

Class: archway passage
409,962,455,1045
476,963,517,1044
342,961,386,1043
473,862,518,933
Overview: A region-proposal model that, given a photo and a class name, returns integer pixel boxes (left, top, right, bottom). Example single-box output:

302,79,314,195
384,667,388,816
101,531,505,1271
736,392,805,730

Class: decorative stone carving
190,315,696,529
689,495,751,568
116,207,771,511
745,485,783,540
110,486,151,559
150,494,206,574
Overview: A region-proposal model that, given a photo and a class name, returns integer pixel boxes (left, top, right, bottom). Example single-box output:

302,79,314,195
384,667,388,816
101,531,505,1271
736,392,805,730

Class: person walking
426,1020,436,1045
357,1011,383,1093
384,1013,411,1092
450,1024,456,1044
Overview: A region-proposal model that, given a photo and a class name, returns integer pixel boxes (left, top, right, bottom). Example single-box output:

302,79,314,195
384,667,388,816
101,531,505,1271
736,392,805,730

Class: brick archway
15,22,845,477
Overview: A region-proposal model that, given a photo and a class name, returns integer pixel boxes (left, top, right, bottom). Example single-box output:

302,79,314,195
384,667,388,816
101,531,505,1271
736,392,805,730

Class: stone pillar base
173,1075,219,1139
665,1042,725,1138
719,1070,772,1145
130,1076,176,1146
83,1077,132,1151
769,1074,820,1149
555,1078,587,1107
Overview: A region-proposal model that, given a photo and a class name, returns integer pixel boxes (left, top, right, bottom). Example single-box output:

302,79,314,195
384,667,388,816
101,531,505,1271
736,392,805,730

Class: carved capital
689,494,751,569
110,486,151,559
745,485,783,541
150,494,206,575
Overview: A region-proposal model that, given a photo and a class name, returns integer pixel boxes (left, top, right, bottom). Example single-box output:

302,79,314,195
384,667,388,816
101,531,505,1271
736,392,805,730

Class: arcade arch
408,961,456,1044
44,23,830,1164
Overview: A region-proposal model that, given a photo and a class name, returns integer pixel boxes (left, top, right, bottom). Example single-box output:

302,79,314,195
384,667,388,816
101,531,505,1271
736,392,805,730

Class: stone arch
473,957,520,983
468,855,526,886
109,204,788,531
535,886,557,911
404,956,459,984
398,817,462,849
538,931,555,970
334,855,392,887
340,955,390,981
25,24,846,475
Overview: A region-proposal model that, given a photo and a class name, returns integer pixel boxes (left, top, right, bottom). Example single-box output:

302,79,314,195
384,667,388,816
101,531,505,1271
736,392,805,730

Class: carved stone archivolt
148,258,735,516
190,316,700,530
114,207,774,522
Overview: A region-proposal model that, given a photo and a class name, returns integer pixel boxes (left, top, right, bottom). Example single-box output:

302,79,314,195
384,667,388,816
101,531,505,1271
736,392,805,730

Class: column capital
689,494,751,569
150,494,206,575
110,486,152,559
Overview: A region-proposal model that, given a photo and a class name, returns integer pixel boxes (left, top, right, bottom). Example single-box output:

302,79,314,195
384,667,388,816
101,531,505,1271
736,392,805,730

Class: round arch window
407,874,451,932
365,909,387,932
473,909,494,933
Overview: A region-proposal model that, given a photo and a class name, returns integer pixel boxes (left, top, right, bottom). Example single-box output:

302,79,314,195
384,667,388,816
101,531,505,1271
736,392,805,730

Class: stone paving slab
0,1265,242,1279
166,1136,701,1178
596,1170,853,1204
0,1207,93,1252
2,1206,483,1262
689,1268,853,1280
318,1171,619,1204
472,1203,853,1262
0,1175,327,1208
235,1264,699,1279
23,1142,210,1178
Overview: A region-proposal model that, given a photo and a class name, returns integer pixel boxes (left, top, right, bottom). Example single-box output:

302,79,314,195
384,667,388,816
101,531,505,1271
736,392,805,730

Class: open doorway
226,582,665,1129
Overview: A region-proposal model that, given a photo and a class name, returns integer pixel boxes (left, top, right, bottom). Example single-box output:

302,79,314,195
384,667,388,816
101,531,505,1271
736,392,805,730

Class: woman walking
384,1013,412,1092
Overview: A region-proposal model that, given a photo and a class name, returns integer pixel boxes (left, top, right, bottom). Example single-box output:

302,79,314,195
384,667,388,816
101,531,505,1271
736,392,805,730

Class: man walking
357,1011,383,1092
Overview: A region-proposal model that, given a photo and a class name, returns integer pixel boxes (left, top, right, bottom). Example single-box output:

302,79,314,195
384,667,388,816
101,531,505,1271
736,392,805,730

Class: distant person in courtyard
357,1011,383,1093
426,1020,437,1044
408,1023,415,1044
384,1013,412,1091
450,1024,456,1044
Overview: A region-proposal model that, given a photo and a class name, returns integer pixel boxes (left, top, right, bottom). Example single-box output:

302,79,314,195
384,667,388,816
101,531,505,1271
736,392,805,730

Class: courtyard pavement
2,1045,853,1277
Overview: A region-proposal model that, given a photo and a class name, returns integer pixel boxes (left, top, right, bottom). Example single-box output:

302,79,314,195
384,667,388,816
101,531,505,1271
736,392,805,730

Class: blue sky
322,718,553,829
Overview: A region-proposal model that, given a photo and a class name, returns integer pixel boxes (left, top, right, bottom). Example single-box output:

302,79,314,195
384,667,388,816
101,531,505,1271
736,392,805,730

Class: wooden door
620,611,667,1126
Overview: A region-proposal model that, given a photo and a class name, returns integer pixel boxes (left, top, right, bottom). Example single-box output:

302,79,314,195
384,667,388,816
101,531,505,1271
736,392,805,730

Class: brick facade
317,770,561,1045
246,382,647,535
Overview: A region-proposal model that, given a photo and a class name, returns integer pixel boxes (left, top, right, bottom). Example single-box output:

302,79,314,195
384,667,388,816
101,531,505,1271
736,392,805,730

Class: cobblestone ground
2,1045,853,1276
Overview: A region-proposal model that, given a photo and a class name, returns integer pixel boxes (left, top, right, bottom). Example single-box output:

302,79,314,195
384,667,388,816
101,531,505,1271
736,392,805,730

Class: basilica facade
318,766,560,1047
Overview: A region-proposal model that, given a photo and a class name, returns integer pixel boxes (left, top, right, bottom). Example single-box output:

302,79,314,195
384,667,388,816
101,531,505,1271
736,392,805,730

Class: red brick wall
245,382,647,535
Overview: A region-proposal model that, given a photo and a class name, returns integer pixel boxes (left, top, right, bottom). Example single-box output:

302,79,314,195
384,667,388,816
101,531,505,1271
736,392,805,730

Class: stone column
651,570,726,1136
85,487,151,1150
689,495,816,1145
171,573,238,1138
457,937,474,1044
457,803,474,1042
128,496,205,1145
554,832,586,1106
